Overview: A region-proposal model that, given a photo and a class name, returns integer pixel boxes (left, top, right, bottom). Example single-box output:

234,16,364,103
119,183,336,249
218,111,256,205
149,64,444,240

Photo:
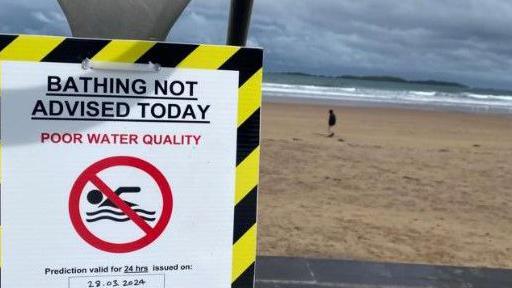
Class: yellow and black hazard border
0,34,262,288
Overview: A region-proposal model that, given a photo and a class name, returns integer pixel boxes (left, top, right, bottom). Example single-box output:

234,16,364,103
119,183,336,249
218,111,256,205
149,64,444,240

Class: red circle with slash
69,156,173,253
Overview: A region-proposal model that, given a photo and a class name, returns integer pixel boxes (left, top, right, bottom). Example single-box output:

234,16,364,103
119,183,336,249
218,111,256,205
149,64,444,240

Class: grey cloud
0,0,70,35
242,0,512,88
1,0,512,89
169,0,229,45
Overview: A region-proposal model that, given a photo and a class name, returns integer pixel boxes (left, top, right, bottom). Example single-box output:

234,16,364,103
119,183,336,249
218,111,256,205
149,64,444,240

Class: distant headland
274,72,468,88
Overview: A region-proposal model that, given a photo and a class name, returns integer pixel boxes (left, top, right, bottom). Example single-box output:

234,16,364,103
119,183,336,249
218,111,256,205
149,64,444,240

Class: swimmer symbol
86,187,156,222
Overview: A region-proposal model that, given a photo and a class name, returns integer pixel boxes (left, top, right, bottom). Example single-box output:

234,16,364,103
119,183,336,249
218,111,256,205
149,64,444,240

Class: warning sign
1,35,262,288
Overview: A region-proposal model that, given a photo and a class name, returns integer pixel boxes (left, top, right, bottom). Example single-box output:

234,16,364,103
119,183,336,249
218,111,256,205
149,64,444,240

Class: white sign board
1,61,238,287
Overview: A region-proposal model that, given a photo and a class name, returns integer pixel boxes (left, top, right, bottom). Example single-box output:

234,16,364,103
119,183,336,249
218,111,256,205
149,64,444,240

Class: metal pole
227,0,254,46
58,0,191,40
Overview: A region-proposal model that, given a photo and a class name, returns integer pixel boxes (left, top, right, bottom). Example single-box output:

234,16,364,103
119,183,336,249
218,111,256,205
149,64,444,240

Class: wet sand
258,102,512,268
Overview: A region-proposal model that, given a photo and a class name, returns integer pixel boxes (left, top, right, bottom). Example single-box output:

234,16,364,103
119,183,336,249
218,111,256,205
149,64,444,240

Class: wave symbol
86,208,156,223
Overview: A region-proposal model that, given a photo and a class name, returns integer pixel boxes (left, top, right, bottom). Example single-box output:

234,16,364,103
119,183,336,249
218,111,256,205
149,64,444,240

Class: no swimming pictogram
69,156,173,253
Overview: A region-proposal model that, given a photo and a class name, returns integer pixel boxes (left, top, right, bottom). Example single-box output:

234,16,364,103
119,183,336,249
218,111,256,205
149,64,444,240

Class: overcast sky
1,0,512,89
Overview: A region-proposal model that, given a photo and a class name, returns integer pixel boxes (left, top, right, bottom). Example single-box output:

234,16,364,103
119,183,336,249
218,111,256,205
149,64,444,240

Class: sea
263,73,512,114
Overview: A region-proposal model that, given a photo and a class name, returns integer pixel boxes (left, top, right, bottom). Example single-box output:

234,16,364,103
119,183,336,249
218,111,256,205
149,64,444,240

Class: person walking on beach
328,109,336,137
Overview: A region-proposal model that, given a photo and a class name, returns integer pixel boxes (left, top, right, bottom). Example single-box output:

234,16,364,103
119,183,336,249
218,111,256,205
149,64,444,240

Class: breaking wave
263,83,512,111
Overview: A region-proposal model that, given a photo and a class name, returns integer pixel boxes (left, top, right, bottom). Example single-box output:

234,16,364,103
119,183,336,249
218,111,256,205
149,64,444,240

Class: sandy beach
258,102,512,268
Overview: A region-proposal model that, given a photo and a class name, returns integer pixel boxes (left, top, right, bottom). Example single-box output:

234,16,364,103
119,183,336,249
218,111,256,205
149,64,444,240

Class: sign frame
0,34,262,288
